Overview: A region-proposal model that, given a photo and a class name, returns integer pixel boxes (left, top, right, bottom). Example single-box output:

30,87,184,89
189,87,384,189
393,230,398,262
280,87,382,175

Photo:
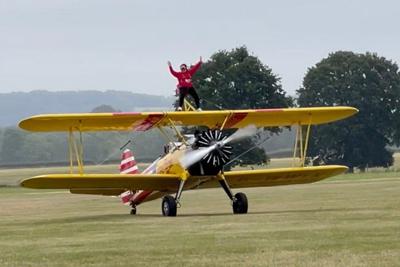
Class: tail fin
120,149,139,174
119,149,138,204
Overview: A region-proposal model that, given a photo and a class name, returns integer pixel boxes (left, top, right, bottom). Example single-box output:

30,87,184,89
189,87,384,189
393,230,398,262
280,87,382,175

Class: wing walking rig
19,106,358,216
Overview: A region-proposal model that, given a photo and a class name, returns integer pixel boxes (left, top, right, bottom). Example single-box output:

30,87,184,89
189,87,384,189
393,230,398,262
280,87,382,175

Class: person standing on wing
168,57,202,111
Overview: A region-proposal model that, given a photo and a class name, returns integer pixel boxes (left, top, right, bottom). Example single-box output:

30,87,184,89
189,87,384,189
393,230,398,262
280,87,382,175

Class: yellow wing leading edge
20,165,347,192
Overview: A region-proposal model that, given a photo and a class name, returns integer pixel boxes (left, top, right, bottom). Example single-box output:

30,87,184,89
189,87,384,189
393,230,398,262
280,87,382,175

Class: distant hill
0,90,174,126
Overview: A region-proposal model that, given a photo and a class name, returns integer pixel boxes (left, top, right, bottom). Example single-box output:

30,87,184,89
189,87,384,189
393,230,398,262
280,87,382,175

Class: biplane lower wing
196,165,347,189
21,174,181,191
70,189,126,196
21,165,347,192
19,107,358,132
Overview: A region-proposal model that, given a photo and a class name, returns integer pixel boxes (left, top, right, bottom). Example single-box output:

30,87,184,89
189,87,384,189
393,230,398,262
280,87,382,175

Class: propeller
220,124,257,145
180,125,258,169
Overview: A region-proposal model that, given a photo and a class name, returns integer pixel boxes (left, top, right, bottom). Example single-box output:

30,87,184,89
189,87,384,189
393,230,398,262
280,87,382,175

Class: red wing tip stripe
225,112,248,128
134,114,165,131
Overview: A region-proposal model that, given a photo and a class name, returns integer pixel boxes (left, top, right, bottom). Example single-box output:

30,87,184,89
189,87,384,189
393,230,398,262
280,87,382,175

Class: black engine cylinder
188,129,233,176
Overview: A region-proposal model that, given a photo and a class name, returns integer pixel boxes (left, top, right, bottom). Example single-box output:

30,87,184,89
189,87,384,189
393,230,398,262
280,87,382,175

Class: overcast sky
0,0,399,96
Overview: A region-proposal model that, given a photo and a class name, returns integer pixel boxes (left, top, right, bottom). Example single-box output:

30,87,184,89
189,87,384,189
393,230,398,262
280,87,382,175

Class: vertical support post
292,125,299,167
79,130,84,174
302,121,312,167
68,129,74,174
299,124,304,165
70,130,83,175
68,127,85,175
74,143,83,175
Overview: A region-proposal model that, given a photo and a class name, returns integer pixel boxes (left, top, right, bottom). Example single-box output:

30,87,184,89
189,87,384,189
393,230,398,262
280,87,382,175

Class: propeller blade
180,144,218,168
179,126,257,169
223,125,258,145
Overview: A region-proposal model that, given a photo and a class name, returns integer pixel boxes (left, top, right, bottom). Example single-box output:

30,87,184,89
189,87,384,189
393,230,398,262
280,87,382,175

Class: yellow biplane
19,106,357,216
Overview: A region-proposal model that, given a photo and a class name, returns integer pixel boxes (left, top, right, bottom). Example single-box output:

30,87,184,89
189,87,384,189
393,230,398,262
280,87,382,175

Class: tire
232,192,248,214
162,195,177,216
130,208,137,215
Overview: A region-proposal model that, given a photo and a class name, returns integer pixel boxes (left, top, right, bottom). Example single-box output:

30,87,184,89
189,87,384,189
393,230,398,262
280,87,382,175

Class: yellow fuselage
156,146,188,177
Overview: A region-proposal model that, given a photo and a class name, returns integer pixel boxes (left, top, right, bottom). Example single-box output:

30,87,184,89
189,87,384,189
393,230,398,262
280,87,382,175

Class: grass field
0,163,399,266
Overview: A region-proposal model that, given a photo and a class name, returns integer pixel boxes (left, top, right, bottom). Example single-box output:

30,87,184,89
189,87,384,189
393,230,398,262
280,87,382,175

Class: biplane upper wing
19,107,358,132
196,165,347,189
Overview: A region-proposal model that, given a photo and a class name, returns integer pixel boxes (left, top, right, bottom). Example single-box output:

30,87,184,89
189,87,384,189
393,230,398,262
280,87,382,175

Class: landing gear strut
218,173,248,214
130,204,137,215
161,179,186,217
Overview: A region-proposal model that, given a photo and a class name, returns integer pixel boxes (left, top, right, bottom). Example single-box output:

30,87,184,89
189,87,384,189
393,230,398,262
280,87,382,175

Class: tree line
193,47,400,171
0,128,167,167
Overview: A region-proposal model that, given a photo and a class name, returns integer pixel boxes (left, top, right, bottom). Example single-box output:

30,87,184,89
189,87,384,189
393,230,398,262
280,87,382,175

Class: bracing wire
82,130,137,166
223,135,270,169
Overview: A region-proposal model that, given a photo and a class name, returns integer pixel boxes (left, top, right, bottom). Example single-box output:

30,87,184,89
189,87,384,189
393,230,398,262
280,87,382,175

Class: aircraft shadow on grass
35,207,370,225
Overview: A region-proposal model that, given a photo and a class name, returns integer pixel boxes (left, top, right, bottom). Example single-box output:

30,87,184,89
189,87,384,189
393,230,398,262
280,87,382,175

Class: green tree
297,51,400,171
192,46,293,166
194,46,292,109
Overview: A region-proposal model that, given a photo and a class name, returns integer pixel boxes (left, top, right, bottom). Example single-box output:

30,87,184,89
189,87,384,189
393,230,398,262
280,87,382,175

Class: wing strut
302,121,312,166
68,126,84,174
183,98,196,111
166,117,189,145
219,112,233,131
292,117,312,167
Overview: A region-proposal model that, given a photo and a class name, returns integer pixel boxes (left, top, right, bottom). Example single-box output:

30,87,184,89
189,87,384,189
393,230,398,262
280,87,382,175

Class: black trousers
178,87,200,109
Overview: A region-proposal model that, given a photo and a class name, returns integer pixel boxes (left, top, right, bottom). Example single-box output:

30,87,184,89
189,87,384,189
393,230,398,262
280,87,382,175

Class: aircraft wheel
233,192,248,214
130,207,137,215
162,195,177,216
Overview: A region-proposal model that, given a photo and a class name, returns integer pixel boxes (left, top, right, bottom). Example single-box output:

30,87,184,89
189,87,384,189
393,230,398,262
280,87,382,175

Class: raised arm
189,57,203,75
168,61,179,77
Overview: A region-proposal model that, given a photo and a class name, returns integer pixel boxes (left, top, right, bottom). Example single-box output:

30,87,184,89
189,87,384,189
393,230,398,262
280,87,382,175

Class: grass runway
0,167,399,266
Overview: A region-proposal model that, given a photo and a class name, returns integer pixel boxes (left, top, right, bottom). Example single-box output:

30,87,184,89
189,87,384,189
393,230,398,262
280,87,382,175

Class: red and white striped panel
119,149,139,204
120,190,135,204
120,149,139,174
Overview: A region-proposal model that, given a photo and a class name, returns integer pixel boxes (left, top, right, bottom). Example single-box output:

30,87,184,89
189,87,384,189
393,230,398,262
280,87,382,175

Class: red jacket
169,61,202,88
